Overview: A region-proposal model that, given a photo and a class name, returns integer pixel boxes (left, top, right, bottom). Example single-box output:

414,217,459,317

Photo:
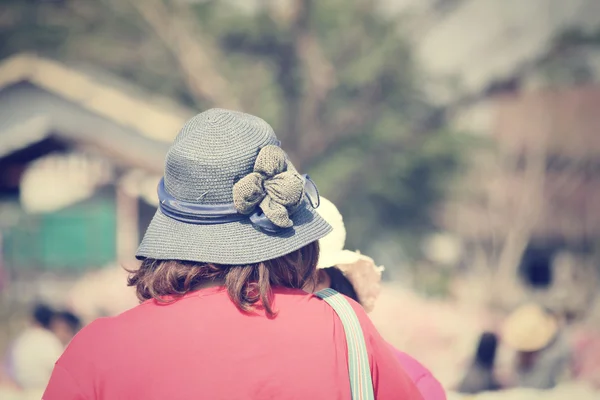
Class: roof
0,53,194,143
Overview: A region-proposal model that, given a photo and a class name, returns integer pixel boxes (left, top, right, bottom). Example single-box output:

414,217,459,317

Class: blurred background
0,0,600,398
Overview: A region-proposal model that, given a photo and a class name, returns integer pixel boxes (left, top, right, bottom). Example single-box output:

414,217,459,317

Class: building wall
447,85,600,241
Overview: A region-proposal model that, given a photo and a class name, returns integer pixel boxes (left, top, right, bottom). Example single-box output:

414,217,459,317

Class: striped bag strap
316,288,375,400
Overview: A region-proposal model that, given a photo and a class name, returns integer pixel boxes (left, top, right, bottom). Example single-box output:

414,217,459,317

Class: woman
457,332,502,394
312,197,446,400
43,109,422,399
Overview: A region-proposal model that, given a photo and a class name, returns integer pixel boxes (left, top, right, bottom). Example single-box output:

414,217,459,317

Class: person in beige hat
311,197,447,400
502,303,571,389
312,197,384,313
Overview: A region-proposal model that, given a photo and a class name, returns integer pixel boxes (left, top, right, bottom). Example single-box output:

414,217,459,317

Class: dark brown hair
127,241,319,317
325,267,359,303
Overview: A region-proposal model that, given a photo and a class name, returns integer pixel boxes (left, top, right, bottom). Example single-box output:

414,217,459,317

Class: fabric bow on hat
233,145,305,228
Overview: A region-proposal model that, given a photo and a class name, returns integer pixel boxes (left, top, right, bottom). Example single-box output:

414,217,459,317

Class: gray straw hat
136,108,332,265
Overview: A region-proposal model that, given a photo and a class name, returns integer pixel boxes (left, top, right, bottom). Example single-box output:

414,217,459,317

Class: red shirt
44,287,423,400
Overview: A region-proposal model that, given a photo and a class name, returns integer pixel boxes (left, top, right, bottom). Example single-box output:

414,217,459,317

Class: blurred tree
0,0,467,269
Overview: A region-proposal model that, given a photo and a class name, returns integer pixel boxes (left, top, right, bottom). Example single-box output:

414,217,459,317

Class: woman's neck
190,279,226,292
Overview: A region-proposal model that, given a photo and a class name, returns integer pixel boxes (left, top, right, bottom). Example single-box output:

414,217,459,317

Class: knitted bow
233,145,305,228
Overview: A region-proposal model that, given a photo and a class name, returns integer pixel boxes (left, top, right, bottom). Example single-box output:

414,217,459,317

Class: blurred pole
115,184,139,262
0,231,5,292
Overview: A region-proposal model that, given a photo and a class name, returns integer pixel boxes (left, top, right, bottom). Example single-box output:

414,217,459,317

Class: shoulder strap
315,288,375,400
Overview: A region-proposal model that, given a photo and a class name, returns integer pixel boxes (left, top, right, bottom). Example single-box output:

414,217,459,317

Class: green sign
3,196,116,270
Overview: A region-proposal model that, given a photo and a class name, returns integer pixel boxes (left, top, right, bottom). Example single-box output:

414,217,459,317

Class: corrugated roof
0,53,194,143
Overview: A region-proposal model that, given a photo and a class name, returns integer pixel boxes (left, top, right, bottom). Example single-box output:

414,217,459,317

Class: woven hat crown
164,108,278,205
137,108,332,265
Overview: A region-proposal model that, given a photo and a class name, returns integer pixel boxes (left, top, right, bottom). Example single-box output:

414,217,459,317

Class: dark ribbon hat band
158,175,320,233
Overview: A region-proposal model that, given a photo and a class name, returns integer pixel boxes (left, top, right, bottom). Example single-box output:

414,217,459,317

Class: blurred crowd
1,276,599,399
0,304,80,399
371,285,600,399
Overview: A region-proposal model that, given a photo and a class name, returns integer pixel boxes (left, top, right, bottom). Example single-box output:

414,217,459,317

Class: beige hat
502,303,559,352
316,197,383,312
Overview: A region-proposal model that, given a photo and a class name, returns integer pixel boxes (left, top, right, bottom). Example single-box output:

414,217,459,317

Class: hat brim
502,318,559,352
136,202,332,265
501,305,559,352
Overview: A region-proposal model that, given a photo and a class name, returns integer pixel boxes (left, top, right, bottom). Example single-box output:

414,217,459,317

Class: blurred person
67,263,139,323
311,197,446,400
7,304,63,391
50,310,82,346
43,109,423,400
502,303,571,389
457,332,502,394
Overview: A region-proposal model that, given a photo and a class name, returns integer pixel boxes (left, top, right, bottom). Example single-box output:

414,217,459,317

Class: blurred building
0,53,192,284
453,87,600,241
405,0,600,314
445,86,600,315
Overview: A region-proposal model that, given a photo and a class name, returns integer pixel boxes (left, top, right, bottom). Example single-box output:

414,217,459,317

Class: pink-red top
44,287,423,400
394,348,446,400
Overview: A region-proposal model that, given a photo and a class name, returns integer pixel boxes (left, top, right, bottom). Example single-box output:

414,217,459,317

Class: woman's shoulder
63,317,114,351
342,294,382,336
284,289,377,326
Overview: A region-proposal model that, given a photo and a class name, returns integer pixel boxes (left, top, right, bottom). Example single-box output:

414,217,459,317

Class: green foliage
0,0,470,264
310,128,469,251
537,27,600,87
0,1,71,57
